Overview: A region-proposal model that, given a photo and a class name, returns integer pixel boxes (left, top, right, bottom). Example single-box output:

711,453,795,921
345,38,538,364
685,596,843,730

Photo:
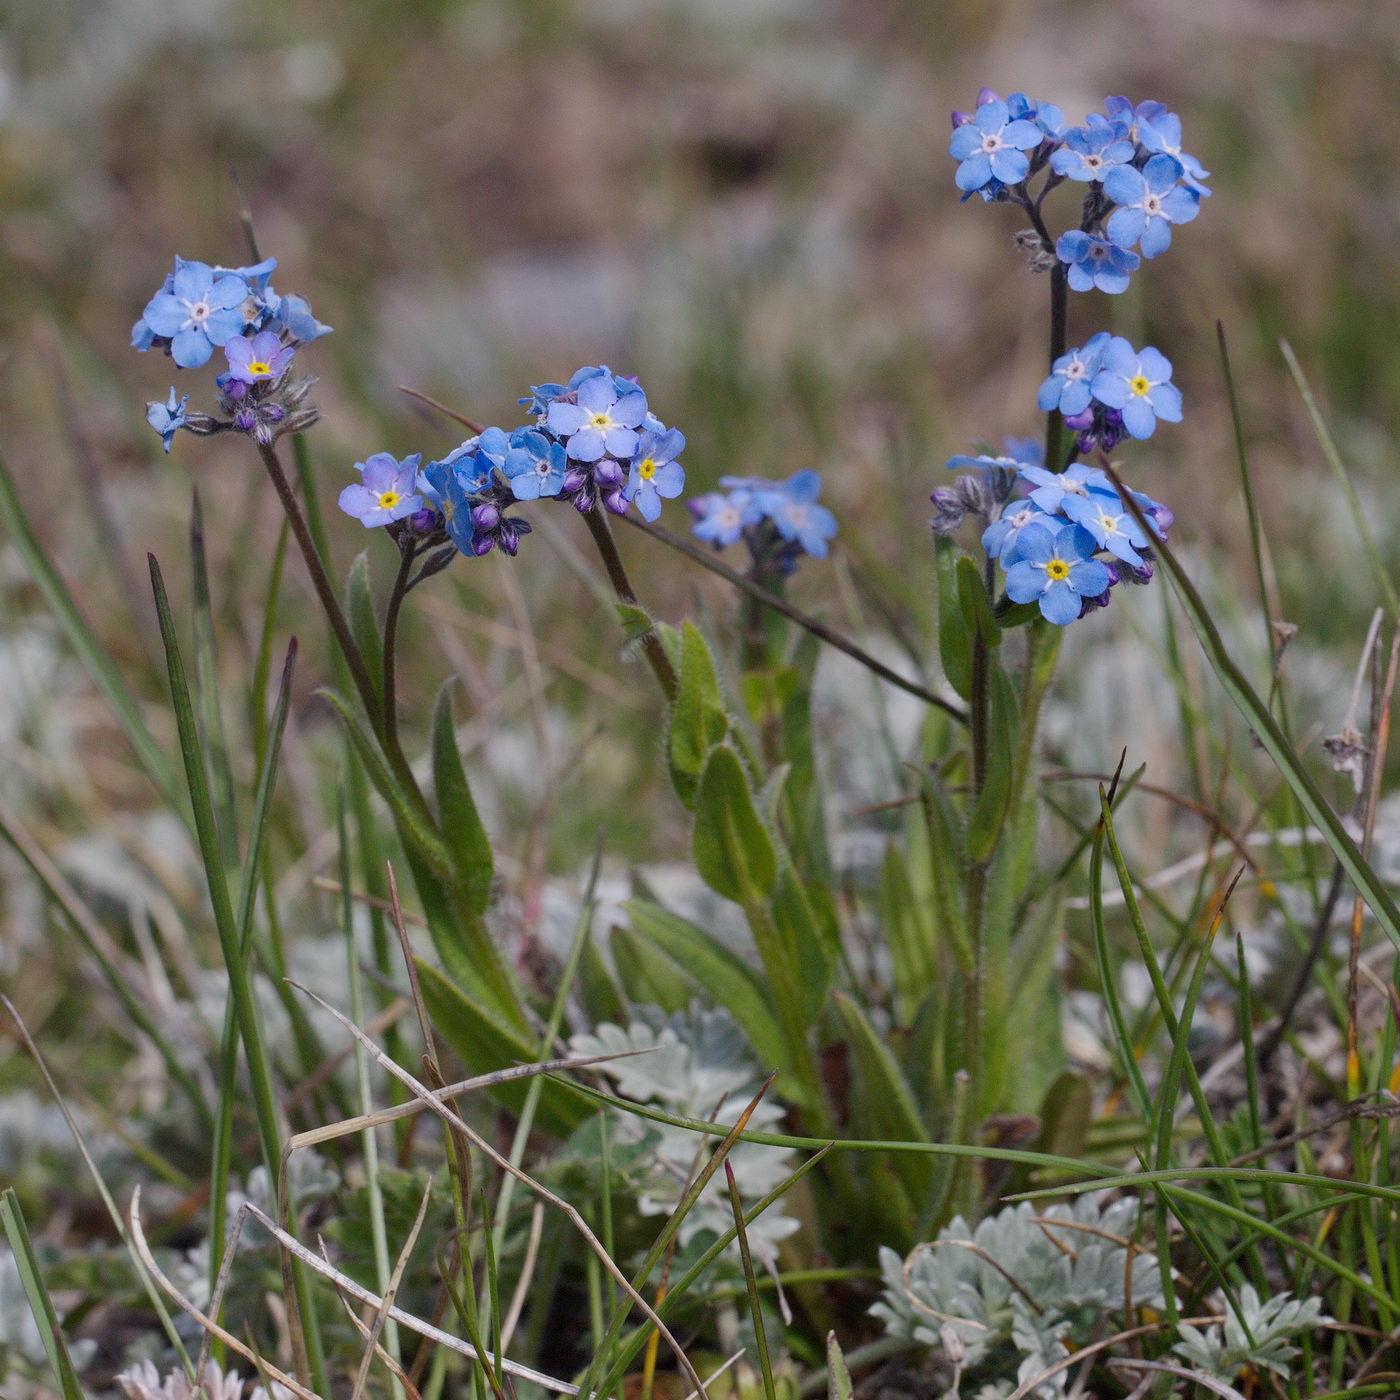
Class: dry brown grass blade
239,1199,593,1395
127,1188,322,1400
1003,1318,1225,1400
500,1199,545,1354
347,1177,432,1400
1107,1356,1247,1399
283,1049,654,1152
289,981,708,1400
333,1292,424,1400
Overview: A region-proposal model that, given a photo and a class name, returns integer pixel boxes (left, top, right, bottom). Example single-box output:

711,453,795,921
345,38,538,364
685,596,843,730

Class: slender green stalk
382,538,417,764
580,503,678,700
623,514,966,723
148,556,327,1394
207,640,297,1317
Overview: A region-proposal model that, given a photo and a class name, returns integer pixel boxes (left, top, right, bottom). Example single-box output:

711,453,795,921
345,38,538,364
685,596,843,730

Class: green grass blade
147,554,328,1393
726,1162,777,1400
0,454,183,812
1,1188,87,1400
1279,339,1397,613
189,488,239,866
1113,474,1400,953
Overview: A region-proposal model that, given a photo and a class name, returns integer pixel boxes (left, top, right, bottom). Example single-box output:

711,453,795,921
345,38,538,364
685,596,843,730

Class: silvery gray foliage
872,1194,1163,1396
568,1005,798,1255
1173,1283,1329,1383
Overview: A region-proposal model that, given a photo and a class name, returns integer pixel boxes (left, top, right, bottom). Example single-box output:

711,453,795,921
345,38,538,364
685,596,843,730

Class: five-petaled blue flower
225,330,296,384
1137,111,1211,196
140,260,250,369
547,377,648,462
339,453,424,529
146,388,188,454
503,430,568,501
1005,522,1111,625
756,470,838,558
1050,124,1134,183
419,458,476,552
1103,154,1199,258
1062,488,1154,567
624,428,686,522
982,500,1051,564
1018,462,1116,515
947,98,1044,193
1037,333,1111,416
1055,231,1140,294
1090,337,1183,439
691,488,762,548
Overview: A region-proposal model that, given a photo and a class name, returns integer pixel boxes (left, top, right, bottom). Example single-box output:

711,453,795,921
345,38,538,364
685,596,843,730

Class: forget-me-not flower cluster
934,86,1194,626
133,252,330,453
689,470,838,577
332,367,708,568
948,89,1208,295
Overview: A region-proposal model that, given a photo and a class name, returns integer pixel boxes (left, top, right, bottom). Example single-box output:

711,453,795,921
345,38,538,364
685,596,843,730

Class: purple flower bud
1148,504,1174,535
234,408,256,432
977,87,999,106
572,487,596,514
471,534,495,556
603,488,628,516
499,527,521,556
410,508,438,533
471,501,500,532
561,468,586,495
1063,407,1094,432
951,110,973,129
263,403,285,424
594,458,623,488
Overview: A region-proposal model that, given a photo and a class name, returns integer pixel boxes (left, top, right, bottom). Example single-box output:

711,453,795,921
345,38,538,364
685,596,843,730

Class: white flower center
1143,194,1163,216
186,299,211,325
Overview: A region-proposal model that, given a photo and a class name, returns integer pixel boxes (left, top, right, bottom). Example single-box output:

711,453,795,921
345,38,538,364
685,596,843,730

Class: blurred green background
0,0,1397,867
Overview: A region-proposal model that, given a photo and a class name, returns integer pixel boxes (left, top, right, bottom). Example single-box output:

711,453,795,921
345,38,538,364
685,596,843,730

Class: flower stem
581,504,679,702
258,442,379,718
257,441,428,812
1044,262,1069,472
383,539,417,763
621,514,967,725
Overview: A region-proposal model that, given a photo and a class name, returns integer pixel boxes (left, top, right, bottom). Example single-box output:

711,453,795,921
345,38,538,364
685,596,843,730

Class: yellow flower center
246,360,273,376
377,490,401,510
591,412,613,429
1045,558,1071,582
1128,374,1151,398
638,458,657,481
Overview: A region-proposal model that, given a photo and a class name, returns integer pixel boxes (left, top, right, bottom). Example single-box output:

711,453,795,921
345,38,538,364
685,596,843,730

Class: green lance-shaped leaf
956,554,1002,649
966,660,1020,862
935,536,973,701
346,551,385,713
668,621,732,808
693,744,778,904
416,962,587,1138
832,991,935,1235
610,922,694,1013
624,899,788,1076
431,679,493,917
323,685,523,1027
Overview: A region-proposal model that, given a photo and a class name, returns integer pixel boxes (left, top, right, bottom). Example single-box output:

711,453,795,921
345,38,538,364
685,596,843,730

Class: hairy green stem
382,539,417,763
580,503,679,701
1044,263,1069,471
257,440,430,818
622,515,967,723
